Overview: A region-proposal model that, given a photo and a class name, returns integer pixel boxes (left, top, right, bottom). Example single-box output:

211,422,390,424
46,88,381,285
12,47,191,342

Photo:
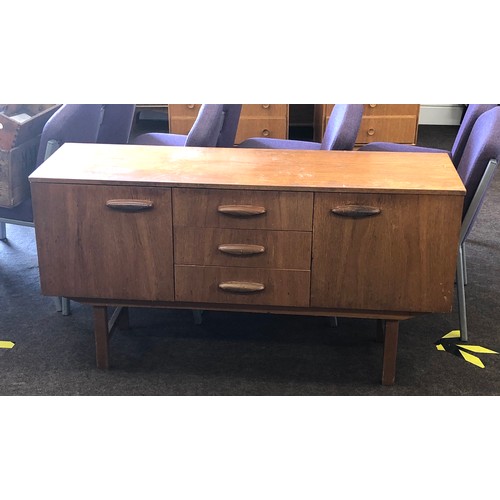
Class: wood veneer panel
173,188,313,230
31,183,174,301
175,265,310,307
311,192,463,313
175,227,311,269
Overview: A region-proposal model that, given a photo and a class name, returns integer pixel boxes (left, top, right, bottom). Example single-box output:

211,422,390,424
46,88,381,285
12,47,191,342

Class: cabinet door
311,192,462,313
32,183,174,301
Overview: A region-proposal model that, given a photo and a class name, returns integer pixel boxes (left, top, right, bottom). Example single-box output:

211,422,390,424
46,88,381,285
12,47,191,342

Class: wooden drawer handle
106,199,154,212
217,205,266,217
218,244,265,255
187,104,195,109
331,205,381,218
369,104,377,108
219,281,265,293
262,104,270,109
367,128,375,136
262,129,270,137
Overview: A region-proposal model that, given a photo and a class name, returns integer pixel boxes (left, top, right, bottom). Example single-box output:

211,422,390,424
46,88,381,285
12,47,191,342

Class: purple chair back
216,104,243,147
35,104,103,167
457,106,500,222
321,104,364,151
185,104,226,147
97,104,135,144
451,104,497,166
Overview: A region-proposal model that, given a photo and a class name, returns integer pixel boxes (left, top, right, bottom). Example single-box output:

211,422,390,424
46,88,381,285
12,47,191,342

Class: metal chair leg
61,297,71,316
457,245,468,342
0,222,6,241
462,242,468,286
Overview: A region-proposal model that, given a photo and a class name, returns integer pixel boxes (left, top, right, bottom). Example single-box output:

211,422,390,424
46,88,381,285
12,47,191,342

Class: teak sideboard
29,143,465,385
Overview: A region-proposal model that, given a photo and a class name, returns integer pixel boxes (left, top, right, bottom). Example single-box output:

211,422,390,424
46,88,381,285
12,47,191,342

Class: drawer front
235,118,288,143
175,227,311,269
362,104,420,116
173,188,313,231
31,183,174,301
168,104,201,134
241,104,288,118
175,265,310,307
311,192,462,313
356,116,418,144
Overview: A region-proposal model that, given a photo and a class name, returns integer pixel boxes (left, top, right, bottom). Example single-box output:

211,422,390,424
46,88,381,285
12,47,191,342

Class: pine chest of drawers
29,143,465,384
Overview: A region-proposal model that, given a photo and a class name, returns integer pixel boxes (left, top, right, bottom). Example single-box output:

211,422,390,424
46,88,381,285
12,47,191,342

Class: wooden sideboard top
29,143,465,196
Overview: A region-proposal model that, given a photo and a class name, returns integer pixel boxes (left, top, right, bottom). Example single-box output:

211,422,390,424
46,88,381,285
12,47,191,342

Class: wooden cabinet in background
314,104,420,145
168,104,289,144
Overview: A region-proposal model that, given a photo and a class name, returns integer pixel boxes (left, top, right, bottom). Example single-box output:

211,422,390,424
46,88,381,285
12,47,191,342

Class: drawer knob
217,205,266,217
262,104,270,109
331,205,381,219
262,129,270,137
367,128,375,136
219,281,265,293
218,244,265,256
369,104,377,108
187,104,195,109
106,199,154,212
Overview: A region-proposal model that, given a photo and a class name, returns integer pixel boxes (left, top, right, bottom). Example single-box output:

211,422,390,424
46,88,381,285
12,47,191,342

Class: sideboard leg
93,306,110,369
381,320,399,385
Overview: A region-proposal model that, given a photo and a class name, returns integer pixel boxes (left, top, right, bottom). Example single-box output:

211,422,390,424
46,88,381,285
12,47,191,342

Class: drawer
356,116,418,144
241,104,288,118
311,192,462,313
175,265,310,307
173,188,313,231
235,117,288,143
175,227,311,269
168,104,201,120
362,104,420,116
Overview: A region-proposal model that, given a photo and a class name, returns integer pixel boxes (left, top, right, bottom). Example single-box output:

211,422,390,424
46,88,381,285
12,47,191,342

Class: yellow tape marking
456,345,499,354
0,340,15,349
436,344,445,351
442,330,461,339
459,349,485,368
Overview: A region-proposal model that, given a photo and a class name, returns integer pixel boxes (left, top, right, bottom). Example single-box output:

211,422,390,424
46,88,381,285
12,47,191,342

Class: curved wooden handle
218,281,265,293
331,205,381,218
217,205,266,217
106,199,154,212
218,244,265,255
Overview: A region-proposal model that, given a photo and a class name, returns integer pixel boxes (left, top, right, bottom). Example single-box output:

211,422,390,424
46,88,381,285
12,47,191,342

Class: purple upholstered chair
447,106,500,341
238,104,364,151
359,104,497,167
0,104,136,314
132,104,242,147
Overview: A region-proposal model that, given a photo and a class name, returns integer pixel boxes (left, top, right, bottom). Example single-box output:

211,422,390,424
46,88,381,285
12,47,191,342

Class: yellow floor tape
435,331,498,369
0,340,15,349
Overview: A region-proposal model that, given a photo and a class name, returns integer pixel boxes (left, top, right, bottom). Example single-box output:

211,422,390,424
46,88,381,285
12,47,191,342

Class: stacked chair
131,104,242,148
238,104,364,151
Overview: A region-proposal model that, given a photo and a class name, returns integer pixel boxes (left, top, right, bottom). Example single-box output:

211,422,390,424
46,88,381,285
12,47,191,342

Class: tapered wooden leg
381,320,399,385
93,306,110,369
117,306,130,330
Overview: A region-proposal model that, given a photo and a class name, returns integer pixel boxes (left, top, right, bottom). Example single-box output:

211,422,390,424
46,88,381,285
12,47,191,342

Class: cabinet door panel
32,183,174,301
311,192,462,313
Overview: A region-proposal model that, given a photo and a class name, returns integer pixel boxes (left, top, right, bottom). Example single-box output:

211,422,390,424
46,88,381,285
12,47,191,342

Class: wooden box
0,135,41,207
0,104,60,207
0,104,60,150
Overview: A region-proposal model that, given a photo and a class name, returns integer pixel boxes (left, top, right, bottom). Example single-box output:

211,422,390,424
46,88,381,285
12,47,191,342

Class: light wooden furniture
29,143,465,385
169,104,289,144
314,104,420,145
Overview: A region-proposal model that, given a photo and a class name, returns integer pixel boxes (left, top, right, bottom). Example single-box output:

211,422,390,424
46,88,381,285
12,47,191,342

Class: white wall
418,104,465,125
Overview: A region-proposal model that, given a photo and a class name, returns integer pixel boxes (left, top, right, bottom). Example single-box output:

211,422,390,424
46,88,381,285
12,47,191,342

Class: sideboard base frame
86,300,413,385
